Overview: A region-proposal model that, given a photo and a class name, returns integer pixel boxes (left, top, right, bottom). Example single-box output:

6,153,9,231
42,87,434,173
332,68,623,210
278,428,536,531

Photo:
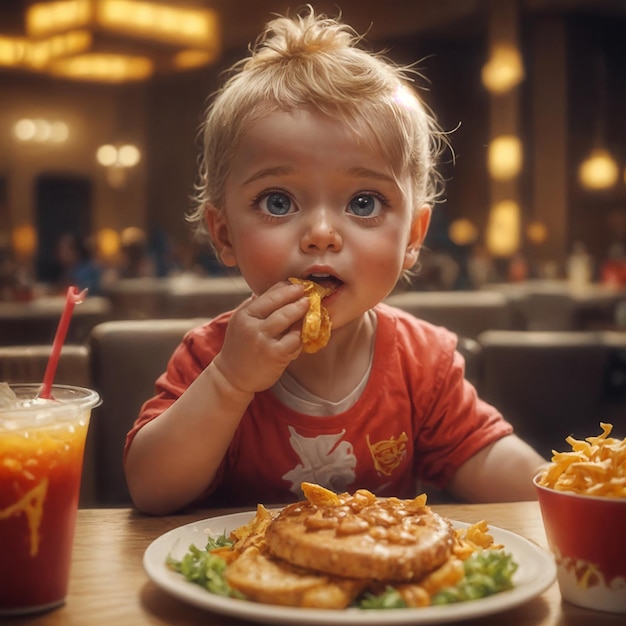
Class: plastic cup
0,384,100,616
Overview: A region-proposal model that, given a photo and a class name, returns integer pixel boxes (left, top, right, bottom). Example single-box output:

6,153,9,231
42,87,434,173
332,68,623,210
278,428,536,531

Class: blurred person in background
117,227,157,279
600,243,626,288
55,232,102,296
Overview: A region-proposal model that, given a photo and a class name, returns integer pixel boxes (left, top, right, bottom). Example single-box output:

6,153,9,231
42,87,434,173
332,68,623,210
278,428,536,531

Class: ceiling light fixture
0,0,220,82
579,148,619,190
578,49,618,191
486,199,520,257
96,142,141,187
13,118,70,143
482,43,524,94
488,135,522,180
448,218,479,246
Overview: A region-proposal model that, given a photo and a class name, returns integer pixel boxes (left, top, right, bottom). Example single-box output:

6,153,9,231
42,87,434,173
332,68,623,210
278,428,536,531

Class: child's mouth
306,274,343,293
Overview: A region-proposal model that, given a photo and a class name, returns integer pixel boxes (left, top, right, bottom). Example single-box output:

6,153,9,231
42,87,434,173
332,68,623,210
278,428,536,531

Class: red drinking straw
38,286,88,400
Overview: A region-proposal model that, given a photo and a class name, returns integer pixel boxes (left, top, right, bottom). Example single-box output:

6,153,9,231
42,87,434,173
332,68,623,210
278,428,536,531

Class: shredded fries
537,422,626,498
452,520,502,560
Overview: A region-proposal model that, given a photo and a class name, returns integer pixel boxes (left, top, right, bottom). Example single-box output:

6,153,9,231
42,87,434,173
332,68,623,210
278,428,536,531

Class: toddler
124,8,545,514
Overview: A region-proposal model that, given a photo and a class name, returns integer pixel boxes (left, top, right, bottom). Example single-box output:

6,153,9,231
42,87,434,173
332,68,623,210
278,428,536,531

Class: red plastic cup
534,474,626,614
0,384,100,616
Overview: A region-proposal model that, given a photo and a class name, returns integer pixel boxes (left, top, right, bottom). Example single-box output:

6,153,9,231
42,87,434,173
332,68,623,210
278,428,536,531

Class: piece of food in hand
265,483,455,582
289,277,334,353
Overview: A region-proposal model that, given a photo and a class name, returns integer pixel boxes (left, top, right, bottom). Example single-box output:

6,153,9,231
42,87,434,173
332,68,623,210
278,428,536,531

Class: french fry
537,423,626,498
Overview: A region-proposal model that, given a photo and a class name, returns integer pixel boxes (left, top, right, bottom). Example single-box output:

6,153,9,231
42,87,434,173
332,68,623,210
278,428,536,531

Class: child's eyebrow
241,165,396,188
242,166,296,185
345,166,396,184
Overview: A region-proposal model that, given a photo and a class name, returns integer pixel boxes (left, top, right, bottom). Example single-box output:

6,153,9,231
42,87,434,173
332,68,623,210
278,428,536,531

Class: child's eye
258,192,294,216
347,193,384,218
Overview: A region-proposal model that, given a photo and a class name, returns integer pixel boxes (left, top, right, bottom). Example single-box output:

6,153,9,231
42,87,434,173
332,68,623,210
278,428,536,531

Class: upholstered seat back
478,330,612,458
88,318,209,505
385,290,516,338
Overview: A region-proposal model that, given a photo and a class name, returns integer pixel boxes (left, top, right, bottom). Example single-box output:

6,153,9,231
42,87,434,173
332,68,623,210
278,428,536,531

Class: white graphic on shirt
282,426,357,498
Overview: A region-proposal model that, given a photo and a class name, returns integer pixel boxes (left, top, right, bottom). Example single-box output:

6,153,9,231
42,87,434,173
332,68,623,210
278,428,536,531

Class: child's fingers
245,281,304,320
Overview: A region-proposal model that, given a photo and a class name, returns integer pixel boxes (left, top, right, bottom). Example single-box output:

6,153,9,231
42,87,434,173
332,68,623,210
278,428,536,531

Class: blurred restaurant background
0,0,625,298
1,0,625,505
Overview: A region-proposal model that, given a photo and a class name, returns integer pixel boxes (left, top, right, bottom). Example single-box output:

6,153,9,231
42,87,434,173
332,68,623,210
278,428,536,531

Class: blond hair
188,6,446,243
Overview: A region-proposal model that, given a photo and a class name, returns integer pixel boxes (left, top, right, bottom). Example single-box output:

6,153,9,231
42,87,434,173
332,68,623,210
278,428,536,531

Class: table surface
5,501,622,626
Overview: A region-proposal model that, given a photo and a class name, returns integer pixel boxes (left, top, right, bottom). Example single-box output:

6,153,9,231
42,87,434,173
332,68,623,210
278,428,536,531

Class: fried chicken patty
265,488,454,582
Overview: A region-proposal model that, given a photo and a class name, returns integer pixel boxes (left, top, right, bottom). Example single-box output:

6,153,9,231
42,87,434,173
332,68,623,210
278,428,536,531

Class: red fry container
534,475,626,614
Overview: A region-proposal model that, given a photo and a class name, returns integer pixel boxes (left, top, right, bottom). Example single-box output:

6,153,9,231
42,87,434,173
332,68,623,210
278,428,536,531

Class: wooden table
6,502,622,625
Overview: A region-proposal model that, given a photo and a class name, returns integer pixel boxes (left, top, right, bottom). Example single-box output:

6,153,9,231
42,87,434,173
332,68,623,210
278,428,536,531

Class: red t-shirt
124,303,511,506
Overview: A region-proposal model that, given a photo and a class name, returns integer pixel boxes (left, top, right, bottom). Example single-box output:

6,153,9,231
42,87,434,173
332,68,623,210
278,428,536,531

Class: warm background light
1,0,220,82
49,53,153,82
96,144,118,167
13,118,37,141
488,135,522,180
486,200,521,257
11,225,38,259
482,44,525,93
99,0,219,49
49,121,70,142
578,149,619,190
173,49,214,70
27,0,91,36
96,227,121,259
0,31,91,69
526,221,548,245
96,143,141,168
121,226,147,247
117,144,141,167
96,143,142,188
13,118,69,143
448,218,479,246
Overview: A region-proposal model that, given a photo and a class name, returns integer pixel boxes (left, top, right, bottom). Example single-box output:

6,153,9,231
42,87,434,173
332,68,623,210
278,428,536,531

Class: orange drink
0,384,100,615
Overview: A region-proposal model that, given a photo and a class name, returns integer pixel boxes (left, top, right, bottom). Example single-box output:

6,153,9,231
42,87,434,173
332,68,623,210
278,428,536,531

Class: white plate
144,511,556,625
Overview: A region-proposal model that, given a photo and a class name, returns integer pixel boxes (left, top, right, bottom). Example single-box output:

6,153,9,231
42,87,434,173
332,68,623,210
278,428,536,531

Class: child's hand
212,281,309,393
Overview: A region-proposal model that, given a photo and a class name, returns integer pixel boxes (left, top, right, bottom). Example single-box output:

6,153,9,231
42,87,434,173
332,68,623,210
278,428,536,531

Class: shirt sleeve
408,323,513,488
122,320,223,462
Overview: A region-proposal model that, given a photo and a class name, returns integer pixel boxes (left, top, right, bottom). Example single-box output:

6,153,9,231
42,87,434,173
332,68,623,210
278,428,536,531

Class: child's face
208,108,429,331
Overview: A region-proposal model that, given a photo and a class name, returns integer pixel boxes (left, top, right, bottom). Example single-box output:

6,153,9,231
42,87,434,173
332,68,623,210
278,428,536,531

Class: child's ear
403,206,431,270
205,205,238,268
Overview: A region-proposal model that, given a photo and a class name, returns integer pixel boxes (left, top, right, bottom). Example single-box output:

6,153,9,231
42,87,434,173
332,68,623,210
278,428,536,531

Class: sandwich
169,483,517,609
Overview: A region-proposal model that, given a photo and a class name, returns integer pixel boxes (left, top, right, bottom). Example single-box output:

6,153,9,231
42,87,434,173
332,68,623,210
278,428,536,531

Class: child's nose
300,209,342,252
